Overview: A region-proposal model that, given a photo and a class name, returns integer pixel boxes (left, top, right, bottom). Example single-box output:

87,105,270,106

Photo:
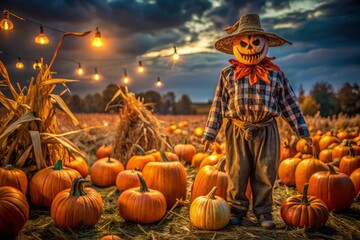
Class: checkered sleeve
202,71,228,142
278,72,310,138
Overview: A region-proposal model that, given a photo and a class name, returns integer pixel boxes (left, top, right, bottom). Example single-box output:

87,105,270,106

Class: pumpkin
150,150,179,162
296,138,313,155
90,156,124,187
96,144,113,159
100,235,122,240
308,164,355,212
116,169,142,192
318,148,333,163
30,159,80,208
0,164,28,195
319,129,340,151
193,127,204,138
280,183,329,228
332,139,353,162
339,144,360,176
280,138,297,162
126,144,156,171
117,173,166,224
142,151,187,209
233,34,268,65
295,156,327,193
199,152,224,169
337,128,357,140
174,141,197,164
278,157,302,186
191,152,209,168
178,120,189,128
51,177,103,229
189,186,230,230
64,155,89,178
350,168,360,197
0,186,29,237
191,157,228,202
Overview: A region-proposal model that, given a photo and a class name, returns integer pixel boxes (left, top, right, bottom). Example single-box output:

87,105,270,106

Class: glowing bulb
137,61,144,73
123,76,129,84
156,77,162,87
77,63,84,75
16,57,24,69
33,60,42,70
94,67,100,81
0,10,13,31
34,25,49,45
172,46,180,61
92,27,103,47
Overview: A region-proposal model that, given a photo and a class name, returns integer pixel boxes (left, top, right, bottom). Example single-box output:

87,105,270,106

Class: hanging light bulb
92,27,103,47
34,25,49,45
156,77,162,87
94,67,100,81
0,10,14,31
123,68,129,84
33,60,42,70
16,57,24,69
172,46,180,61
137,61,144,73
77,63,84,75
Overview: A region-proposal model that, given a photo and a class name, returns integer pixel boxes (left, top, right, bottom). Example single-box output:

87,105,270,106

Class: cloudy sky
1,0,359,102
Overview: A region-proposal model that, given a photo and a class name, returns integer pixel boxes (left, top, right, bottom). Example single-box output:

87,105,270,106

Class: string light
137,61,144,73
123,69,130,84
172,46,180,61
77,63,84,75
0,10,13,31
94,67,100,81
15,57,24,69
33,60,41,70
156,77,162,87
34,25,49,45
92,27,103,47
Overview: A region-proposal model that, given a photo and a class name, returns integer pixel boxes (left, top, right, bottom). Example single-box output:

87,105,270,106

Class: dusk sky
1,0,359,102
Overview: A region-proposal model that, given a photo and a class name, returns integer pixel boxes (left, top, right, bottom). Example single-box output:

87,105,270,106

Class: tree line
62,82,360,116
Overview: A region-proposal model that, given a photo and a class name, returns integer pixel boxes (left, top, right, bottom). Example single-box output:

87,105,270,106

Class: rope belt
230,116,274,141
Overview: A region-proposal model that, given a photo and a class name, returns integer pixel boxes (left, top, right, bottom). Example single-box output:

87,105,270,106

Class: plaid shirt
203,65,310,142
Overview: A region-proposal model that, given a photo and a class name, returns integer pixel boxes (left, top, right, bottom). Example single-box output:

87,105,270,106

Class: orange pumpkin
51,177,103,228
90,156,124,187
191,152,209,168
350,168,360,197
150,150,179,162
295,156,328,193
332,139,353,162
174,142,197,164
280,183,329,228
116,169,142,192
308,164,355,212
29,160,80,208
0,164,28,195
64,155,89,178
126,144,156,171
296,138,313,155
117,173,166,224
95,144,113,159
142,151,187,209
100,235,122,240
280,139,297,162
193,127,205,138
278,157,302,186
319,130,340,151
318,148,333,163
339,144,360,176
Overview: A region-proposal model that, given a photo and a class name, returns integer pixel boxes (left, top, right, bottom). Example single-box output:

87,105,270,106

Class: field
13,113,360,240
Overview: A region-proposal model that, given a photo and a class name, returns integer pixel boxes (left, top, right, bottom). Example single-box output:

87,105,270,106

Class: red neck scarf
229,57,280,85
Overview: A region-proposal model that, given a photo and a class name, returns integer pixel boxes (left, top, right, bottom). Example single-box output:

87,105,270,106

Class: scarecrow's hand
202,139,213,153
302,136,313,147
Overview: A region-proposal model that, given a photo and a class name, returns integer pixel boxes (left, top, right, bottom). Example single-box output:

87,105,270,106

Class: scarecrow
202,14,312,229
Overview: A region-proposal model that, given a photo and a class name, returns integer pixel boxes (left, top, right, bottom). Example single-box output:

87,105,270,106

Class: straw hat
215,13,292,55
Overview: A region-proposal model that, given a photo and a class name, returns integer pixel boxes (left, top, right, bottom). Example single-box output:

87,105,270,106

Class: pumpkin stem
70,176,89,196
4,164,14,170
137,173,150,192
206,186,218,199
301,183,310,206
160,150,170,162
326,163,337,174
53,159,64,170
349,143,355,158
217,156,226,172
134,144,146,156
107,155,112,163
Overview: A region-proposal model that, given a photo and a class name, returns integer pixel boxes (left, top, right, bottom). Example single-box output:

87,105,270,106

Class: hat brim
215,31,292,55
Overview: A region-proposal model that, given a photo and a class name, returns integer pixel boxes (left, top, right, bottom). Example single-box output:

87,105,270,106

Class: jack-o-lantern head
233,34,268,65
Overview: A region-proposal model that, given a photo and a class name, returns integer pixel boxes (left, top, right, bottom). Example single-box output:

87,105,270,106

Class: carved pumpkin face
233,34,269,65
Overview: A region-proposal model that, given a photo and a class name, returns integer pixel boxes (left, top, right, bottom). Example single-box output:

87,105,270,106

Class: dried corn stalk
106,87,171,165
0,31,90,175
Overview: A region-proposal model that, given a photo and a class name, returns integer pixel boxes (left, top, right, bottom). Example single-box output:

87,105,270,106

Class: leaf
50,94,79,126
30,131,44,170
0,111,41,141
105,87,122,111
15,145,33,168
42,78,78,86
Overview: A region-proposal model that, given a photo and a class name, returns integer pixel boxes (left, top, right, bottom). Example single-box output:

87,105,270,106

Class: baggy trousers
225,117,280,217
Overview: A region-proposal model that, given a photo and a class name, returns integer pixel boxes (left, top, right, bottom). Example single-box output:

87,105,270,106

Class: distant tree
310,82,338,117
176,94,193,115
337,82,360,116
142,90,163,114
163,92,176,114
83,93,104,112
67,94,83,113
298,84,305,104
300,95,320,116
